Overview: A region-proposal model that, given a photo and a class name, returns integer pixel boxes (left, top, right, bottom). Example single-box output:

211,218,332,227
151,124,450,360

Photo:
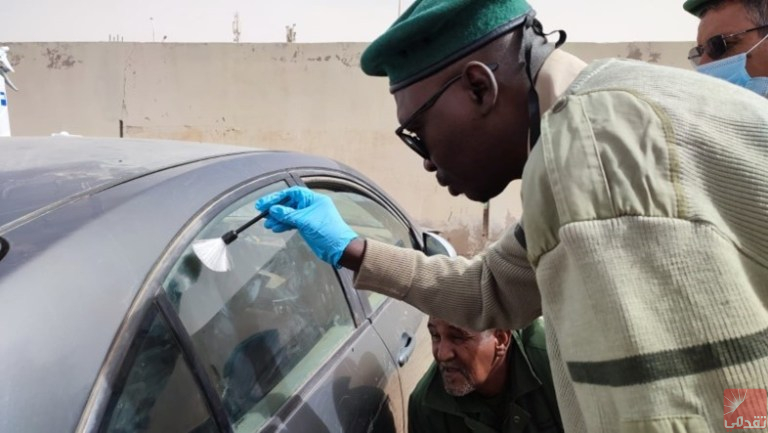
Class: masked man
685,0,768,96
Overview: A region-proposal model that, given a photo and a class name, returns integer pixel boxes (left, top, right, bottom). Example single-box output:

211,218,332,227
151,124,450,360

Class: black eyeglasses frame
395,63,500,160
688,24,768,66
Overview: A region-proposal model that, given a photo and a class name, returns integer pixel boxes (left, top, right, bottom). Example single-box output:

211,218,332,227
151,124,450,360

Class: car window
101,306,218,433
162,182,355,432
313,187,417,312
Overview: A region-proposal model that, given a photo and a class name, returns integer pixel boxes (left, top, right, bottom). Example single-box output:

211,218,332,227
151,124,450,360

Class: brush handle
222,230,239,245
221,209,270,245
222,197,288,245
234,209,270,235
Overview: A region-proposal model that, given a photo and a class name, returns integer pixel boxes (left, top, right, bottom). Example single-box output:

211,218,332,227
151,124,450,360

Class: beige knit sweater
355,57,768,433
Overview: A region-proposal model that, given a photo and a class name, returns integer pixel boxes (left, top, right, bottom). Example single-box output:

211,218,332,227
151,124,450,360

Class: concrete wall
3,41,694,254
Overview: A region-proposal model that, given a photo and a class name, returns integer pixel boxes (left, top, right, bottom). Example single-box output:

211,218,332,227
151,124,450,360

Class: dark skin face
698,1,768,77
337,37,532,272
393,58,531,202
428,317,512,397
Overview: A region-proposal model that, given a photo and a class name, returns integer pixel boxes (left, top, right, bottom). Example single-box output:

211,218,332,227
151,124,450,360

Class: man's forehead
393,68,456,122
698,2,754,42
428,317,474,333
394,84,424,123
394,79,431,123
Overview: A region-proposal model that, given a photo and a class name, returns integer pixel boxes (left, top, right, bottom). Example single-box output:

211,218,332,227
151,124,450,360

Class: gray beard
440,368,476,397
444,381,475,397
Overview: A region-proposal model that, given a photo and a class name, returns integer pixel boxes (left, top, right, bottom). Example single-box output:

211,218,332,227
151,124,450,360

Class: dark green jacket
408,319,562,433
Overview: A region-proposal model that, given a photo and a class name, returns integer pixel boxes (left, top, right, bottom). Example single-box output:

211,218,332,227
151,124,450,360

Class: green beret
361,0,533,92
683,0,715,17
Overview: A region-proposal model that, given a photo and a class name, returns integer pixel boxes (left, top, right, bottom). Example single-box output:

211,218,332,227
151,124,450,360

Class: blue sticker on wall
0,91,6,107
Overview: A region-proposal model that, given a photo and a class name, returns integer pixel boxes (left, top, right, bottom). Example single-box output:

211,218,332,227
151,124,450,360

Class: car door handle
397,332,415,367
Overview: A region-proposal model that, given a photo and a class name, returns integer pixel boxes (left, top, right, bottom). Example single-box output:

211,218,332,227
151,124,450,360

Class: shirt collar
534,49,587,113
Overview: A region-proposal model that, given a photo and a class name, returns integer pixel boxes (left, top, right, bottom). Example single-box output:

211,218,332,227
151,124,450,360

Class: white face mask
697,31,768,97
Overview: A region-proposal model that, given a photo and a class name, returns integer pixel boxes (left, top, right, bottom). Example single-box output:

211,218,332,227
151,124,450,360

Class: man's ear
462,61,499,115
493,329,513,355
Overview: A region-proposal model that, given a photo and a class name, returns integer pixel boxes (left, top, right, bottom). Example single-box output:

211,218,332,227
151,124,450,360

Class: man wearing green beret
685,0,768,97
257,0,768,431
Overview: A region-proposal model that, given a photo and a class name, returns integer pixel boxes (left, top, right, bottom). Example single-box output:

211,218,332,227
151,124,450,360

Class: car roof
0,136,255,230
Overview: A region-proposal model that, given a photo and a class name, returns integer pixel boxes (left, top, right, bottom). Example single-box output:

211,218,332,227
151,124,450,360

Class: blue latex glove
256,186,358,268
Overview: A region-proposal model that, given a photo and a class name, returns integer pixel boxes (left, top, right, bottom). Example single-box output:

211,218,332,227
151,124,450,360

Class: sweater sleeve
522,81,768,431
353,225,540,332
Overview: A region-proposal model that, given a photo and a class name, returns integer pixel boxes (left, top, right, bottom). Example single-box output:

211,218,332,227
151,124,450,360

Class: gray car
0,137,455,433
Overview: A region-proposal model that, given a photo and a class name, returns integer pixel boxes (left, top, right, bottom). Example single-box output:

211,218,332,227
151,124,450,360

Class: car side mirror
423,231,457,258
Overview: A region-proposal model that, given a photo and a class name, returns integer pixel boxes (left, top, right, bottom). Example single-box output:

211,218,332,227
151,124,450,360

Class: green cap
683,0,714,17
361,0,533,92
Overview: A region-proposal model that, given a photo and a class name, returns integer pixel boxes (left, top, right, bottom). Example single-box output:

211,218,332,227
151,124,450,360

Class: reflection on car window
101,306,218,433
162,182,355,432
314,188,417,312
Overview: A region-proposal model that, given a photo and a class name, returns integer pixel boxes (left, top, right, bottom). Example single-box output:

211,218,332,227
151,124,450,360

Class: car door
300,173,435,428
92,176,404,433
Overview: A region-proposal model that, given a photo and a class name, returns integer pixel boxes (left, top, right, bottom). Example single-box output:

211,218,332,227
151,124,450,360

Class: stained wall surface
3,41,694,254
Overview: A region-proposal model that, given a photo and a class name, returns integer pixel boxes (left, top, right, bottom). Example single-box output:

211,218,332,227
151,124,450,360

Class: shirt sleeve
353,225,541,332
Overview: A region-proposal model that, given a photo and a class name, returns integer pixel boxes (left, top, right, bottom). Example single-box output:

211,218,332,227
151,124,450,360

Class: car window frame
292,171,422,248
98,295,225,432
292,169,424,318
78,170,368,433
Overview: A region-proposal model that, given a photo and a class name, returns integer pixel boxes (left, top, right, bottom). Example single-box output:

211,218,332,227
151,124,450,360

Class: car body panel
367,299,430,422
258,324,402,433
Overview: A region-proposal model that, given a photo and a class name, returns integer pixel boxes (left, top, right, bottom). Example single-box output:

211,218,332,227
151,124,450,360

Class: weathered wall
3,41,694,254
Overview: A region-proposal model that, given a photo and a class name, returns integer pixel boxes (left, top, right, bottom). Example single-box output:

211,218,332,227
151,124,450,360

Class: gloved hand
256,186,358,268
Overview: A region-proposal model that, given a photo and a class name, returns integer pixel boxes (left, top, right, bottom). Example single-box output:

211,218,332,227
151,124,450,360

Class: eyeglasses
395,63,499,160
688,24,768,66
